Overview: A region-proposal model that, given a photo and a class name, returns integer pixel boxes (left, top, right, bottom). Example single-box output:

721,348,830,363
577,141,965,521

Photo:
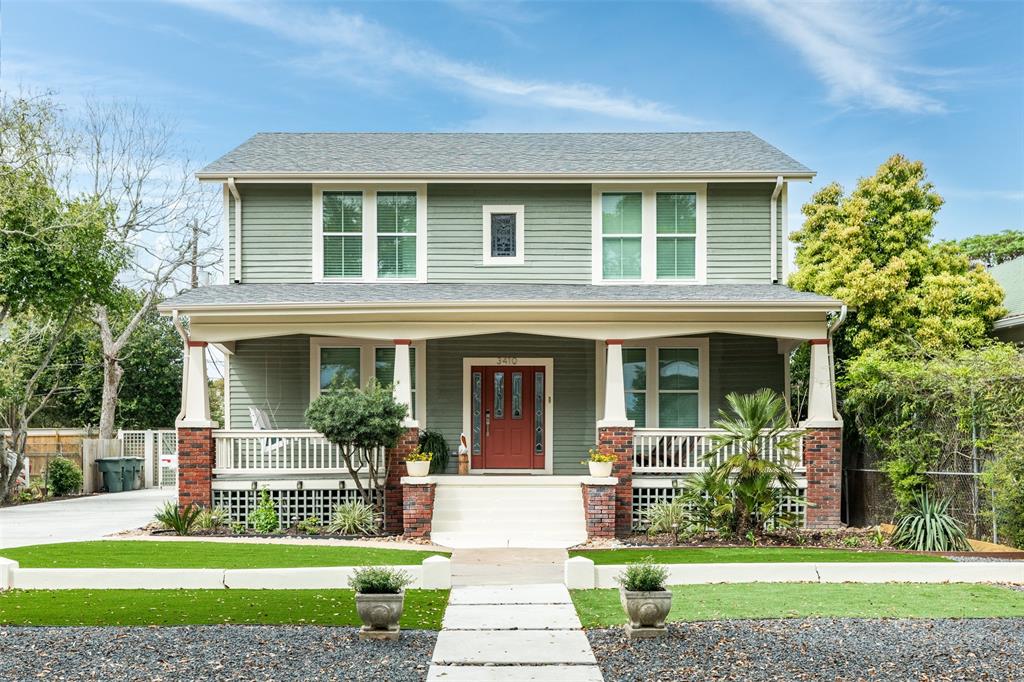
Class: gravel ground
0,626,436,681
588,618,1024,682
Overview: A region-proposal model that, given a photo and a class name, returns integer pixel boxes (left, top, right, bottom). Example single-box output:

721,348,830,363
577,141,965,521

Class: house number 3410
496,356,518,365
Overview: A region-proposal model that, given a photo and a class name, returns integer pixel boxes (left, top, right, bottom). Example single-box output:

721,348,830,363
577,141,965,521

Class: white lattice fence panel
211,488,379,527
632,478,807,531
157,431,177,488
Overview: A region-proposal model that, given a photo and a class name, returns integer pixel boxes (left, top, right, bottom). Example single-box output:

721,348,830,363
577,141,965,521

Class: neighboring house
160,132,845,547
990,256,1024,343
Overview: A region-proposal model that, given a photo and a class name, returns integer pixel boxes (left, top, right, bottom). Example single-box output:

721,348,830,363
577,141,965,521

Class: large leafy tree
956,229,1024,267
0,95,123,495
790,154,1005,355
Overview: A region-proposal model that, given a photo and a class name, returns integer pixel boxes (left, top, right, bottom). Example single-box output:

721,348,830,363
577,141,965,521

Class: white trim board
461,357,554,475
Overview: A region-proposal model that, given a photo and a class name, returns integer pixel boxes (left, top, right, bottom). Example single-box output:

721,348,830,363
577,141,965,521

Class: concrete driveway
0,488,175,549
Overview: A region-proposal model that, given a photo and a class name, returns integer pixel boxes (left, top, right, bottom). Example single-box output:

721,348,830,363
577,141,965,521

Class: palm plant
890,491,971,552
705,389,802,535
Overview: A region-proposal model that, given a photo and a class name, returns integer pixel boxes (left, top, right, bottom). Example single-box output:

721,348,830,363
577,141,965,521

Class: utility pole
190,218,199,288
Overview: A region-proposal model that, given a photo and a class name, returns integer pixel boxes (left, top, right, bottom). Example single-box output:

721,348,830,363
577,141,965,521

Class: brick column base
177,427,214,507
403,482,436,538
598,426,634,536
385,428,419,534
804,427,843,529
582,483,616,538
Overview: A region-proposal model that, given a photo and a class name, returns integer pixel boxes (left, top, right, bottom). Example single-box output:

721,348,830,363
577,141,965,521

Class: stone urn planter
619,587,672,639
354,591,406,640
588,460,613,478
406,460,430,477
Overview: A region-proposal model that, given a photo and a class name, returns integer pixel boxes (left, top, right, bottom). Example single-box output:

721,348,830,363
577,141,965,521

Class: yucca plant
643,498,690,535
706,389,802,535
327,500,381,535
890,491,971,552
154,501,203,536
196,506,230,530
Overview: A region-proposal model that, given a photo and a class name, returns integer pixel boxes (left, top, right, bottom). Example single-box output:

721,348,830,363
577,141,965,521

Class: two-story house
161,132,845,548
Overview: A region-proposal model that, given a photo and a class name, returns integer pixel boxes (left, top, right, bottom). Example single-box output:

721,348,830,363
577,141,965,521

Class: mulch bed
588,618,1024,681
617,527,899,550
0,625,437,682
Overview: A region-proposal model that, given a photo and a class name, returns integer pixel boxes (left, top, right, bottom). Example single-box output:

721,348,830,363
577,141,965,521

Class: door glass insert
534,371,545,454
511,372,523,419
471,371,482,455
493,371,505,418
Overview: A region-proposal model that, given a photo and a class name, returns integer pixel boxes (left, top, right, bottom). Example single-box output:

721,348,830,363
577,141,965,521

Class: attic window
482,205,525,265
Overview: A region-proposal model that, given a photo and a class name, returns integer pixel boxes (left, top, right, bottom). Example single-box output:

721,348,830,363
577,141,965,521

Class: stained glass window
493,372,505,418
472,371,482,455
534,371,545,454
490,213,517,258
511,372,523,419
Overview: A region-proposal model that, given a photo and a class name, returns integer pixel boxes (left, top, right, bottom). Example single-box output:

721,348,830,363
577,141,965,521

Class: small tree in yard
305,380,407,510
706,389,803,536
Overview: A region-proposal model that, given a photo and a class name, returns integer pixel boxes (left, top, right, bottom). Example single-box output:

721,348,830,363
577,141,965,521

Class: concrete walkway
428,583,603,681
0,488,174,549
450,548,568,586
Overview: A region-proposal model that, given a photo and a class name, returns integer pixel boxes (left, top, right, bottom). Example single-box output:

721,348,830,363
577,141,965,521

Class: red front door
472,365,546,470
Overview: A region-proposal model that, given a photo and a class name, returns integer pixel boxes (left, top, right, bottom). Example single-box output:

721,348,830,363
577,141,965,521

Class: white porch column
176,341,218,428
393,339,418,428
802,338,843,428
597,339,634,428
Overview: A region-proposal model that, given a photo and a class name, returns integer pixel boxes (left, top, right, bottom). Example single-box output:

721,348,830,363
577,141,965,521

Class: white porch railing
633,428,804,474
213,430,384,474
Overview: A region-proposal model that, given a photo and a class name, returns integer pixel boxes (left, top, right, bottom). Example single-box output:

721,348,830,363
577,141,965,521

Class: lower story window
617,344,703,428
319,348,360,391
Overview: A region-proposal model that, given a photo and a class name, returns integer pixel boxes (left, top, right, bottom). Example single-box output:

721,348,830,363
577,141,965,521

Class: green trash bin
96,458,125,493
121,458,143,491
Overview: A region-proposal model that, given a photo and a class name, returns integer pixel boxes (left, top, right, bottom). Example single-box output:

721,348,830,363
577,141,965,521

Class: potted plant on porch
584,447,616,478
405,446,432,477
617,557,672,639
349,566,414,640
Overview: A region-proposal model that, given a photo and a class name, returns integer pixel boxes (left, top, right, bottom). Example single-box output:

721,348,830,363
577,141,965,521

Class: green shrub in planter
891,491,971,552
348,566,414,594
327,500,380,535
46,457,83,497
249,489,280,533
617,557,669,592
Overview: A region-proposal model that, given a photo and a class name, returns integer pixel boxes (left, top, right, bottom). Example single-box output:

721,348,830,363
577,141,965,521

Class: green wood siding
427,184,592,283
990,256,1024,316
227,183,312,283
707,183,782,283
426,333,596,474
707,333,785,418
228,335,310,429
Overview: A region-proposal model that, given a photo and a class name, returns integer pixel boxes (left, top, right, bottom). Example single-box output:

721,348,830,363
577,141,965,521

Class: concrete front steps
429,476,590,549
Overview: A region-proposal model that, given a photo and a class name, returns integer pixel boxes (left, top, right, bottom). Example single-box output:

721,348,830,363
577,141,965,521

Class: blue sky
2,0,1022,240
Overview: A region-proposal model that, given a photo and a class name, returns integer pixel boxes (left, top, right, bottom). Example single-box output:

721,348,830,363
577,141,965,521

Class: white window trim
461,357,554,475
594,337,710,428
481,204,526,266
312,183,427,283
591,183,707,285
309,337,427,421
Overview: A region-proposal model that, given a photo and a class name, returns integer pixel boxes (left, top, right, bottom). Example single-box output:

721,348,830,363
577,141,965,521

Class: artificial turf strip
0,541,448,569
570,583,1024,628
569,547,951,565
0,589,449,629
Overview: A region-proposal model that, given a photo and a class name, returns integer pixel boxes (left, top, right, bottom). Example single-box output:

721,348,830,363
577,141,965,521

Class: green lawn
570,547,950,565
571,583,1024,628
1,541,448,569
0,589,448,629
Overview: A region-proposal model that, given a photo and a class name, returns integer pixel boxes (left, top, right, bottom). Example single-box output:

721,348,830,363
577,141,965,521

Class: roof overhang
195,171,817,183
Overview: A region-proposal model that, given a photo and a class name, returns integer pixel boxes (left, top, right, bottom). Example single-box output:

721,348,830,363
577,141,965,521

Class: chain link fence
846,467,1001,544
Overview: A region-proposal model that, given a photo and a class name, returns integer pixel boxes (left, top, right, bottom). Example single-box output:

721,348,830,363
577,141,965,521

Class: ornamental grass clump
643,499,690,536
196,506,229,530
154,501,202,536
891,491,971,552
327,500,381,535
617,557,669,592
348,566,413,594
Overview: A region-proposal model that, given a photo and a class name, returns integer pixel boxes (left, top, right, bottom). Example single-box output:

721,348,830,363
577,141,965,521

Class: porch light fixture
251,481,258,491
297,480,303,490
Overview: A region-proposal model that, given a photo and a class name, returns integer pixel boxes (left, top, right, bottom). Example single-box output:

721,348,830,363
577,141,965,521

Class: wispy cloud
170,0,694,126
727,0,951,114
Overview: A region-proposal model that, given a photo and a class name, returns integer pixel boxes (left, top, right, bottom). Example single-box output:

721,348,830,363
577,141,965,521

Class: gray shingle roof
161,283,839,309
198,132,812,177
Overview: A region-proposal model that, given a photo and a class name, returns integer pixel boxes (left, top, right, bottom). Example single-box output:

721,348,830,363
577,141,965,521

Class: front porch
168,286,845,543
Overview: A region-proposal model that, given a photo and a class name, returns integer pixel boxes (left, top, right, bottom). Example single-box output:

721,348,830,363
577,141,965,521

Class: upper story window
593,185,706,284
482,205,525,265
314,184,426,282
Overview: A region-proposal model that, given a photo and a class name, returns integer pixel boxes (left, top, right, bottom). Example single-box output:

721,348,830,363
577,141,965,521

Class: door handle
485,410,491,437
